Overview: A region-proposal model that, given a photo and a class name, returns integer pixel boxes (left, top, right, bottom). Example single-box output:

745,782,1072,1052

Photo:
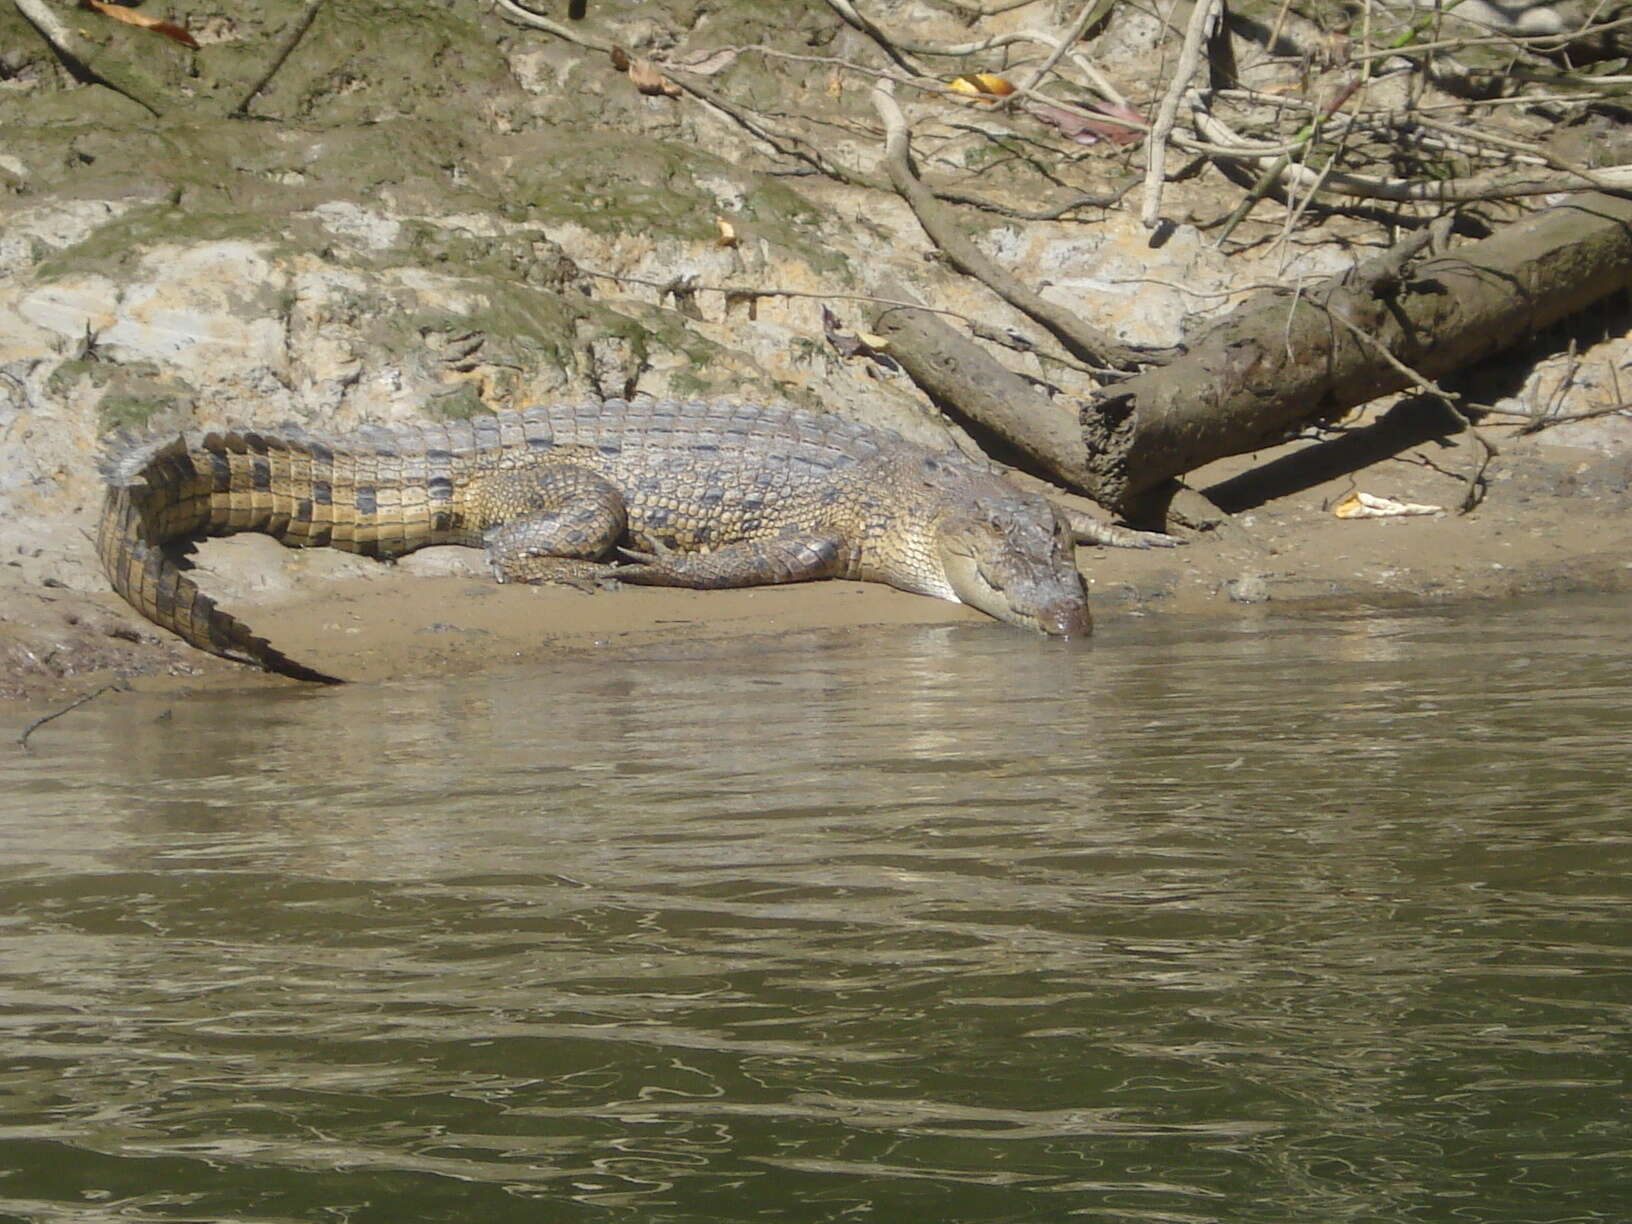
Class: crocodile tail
98,436,344,685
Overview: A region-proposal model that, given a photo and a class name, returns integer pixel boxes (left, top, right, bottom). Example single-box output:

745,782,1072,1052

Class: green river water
2,596,1629,1223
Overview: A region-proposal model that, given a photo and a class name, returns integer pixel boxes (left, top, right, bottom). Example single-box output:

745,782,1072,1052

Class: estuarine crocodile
99,398,1172,683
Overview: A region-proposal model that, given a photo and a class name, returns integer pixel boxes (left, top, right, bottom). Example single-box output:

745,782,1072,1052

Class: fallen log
1079,192,1632,514
870,284,1093,491
872,193,1632,522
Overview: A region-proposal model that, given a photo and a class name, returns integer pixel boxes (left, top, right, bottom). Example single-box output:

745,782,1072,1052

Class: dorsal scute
98,399,940,489
99,431,192,487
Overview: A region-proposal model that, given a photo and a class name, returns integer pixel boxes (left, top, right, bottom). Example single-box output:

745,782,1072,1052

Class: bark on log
1079,192,1632,514
870,286,1093,491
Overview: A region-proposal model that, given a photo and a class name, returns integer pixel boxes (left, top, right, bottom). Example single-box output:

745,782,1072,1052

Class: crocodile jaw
936,513,1093,638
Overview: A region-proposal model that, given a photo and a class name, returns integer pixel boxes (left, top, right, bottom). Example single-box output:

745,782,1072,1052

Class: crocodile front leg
616,532,847,589
471,464,628,587
1057,507,1182,549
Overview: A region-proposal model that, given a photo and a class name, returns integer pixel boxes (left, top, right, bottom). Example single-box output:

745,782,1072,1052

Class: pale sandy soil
3,401,1627,719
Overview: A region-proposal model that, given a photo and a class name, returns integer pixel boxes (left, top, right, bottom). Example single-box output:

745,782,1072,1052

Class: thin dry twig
1490,400,1632,433
17,684,123,752
823,0,924,74
494,0,614,50
871,79,1145,370
1346,10,1632,62
498,0,874,185
932,0,1043,15
1142,0,1223,227
670,64,874,185
12,0,162,116
581,264,1098,375
577,265,989,326
501,5,1130,224
1008,0,1111,101
936,180,1136,219
231,0,328,118
1327,308,1495,511
1535,342,1582,428
820,0,1045,57
1194,108,1630,203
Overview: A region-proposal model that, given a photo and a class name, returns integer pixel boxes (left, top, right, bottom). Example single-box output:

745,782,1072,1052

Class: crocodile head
934,500,1092,637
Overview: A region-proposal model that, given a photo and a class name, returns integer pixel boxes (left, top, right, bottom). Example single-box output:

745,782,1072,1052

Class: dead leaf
821,306,899,372
664,276,703,320
724,290,759,321
627,57,682,98
79,0,199,49
1333,491,1445,519
1028,100,1145,146
948,73,1016,101
715,216,738,248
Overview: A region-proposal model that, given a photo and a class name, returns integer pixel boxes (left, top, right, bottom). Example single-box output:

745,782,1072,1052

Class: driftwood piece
870,286,1093,490
868,289,1185,545
1080,192,1632,514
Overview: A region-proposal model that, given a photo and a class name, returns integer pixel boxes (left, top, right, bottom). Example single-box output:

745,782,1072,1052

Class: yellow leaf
715,217,738,248
948,73,1016,100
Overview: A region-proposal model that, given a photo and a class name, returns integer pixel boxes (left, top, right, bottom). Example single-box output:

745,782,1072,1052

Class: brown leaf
1028,100,1144,147
79,0,199,49
627,57,682,98
724,290,759,321
715,216,739,248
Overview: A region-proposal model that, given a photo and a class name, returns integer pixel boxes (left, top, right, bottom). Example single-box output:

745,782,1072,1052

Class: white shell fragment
1333,491,1446,519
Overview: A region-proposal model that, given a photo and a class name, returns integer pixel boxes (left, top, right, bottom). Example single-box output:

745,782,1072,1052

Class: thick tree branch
868,284,1095,492
870,80,1146,371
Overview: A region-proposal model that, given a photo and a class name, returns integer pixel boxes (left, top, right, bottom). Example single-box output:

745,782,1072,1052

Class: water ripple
1,601,1628,1221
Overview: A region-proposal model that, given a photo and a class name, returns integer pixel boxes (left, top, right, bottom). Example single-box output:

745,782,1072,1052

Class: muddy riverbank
3,0,1628,703
5,400,1627,704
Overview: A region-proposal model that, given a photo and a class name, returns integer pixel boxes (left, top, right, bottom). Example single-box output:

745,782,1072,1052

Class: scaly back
97,400,918,682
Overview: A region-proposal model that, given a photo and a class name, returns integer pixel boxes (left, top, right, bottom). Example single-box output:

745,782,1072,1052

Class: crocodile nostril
1041,600,1093,637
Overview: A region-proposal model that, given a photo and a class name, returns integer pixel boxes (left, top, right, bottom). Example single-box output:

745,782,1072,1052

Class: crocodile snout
1035,596,1093,637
